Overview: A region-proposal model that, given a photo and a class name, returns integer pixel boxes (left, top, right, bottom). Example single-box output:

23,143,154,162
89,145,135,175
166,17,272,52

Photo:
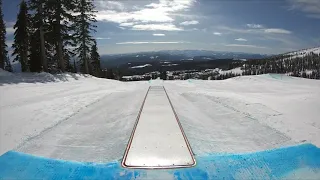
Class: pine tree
4,55,12,72
28,0,49,72
29,30,42,72
12,0,30,72
46,0,76,72
90,40,101,77
160,71,167,80
73,0,97,74
73,59,77,73
0,0,7,69
64,50,73,72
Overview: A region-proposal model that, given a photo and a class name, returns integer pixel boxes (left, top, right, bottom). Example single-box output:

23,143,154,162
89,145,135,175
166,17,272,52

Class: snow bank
0,70,100,85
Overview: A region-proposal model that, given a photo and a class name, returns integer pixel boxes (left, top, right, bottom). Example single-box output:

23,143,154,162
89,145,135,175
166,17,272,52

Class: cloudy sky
3,0,320,55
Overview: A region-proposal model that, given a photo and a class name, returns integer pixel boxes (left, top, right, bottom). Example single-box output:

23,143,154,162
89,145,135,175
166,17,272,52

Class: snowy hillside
1,70,320,179
285,47,320,58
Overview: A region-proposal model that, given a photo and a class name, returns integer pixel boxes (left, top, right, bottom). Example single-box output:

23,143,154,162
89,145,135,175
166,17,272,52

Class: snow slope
1,71,319,159
286,47,320,58
166,75,320,155
1,70,320,179
0,71,149,157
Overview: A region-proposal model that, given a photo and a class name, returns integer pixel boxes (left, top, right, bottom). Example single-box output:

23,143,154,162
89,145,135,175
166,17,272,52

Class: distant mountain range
100,50,271,68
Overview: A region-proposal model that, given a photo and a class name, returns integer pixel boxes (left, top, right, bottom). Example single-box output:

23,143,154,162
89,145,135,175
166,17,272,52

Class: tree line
0,0,101,77
241,52,320,79
211,52,320,81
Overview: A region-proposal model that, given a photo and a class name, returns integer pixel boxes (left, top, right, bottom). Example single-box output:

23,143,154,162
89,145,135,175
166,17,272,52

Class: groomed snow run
1,69,320,179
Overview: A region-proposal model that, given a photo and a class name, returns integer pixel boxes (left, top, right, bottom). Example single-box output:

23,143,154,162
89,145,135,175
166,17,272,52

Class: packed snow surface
1,71,320,164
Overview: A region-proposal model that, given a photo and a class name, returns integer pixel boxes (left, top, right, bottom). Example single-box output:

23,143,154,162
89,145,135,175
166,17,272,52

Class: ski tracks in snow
164,84,295,155
16,87,149,162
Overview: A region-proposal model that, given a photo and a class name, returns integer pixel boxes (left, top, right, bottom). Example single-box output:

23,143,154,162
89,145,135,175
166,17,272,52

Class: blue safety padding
0,143,319,179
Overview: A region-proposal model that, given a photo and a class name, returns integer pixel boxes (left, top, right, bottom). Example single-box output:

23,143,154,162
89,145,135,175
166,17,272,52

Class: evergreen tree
29,30,42,72
106,68,115,79
0,0,7,69
90,40,101,77
73,59,77,73
160,71,167,80
64,50,73,72
12,0,30,72
46,0,75,72
28,0,49,72
4,55,12,72
73,0,97,74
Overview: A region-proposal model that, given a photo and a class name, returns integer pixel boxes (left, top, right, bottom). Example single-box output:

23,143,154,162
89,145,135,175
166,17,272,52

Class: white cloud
264,28,292,34
180,20,199,26
5,21,15,27
116,41,189,45
213,32,222,36
96,10,174,23
119,22,135,27
225,44,267,48
131,24,183,31
6,27,15,35
153,33,166,36
235,38,247,41
96,1,125,11
5,21,15,35
6,40,13,48
287,0,320,19
95,0,196,26
96,37,111,40
216,25,258,34
216,25,292,35
247,24,264,29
